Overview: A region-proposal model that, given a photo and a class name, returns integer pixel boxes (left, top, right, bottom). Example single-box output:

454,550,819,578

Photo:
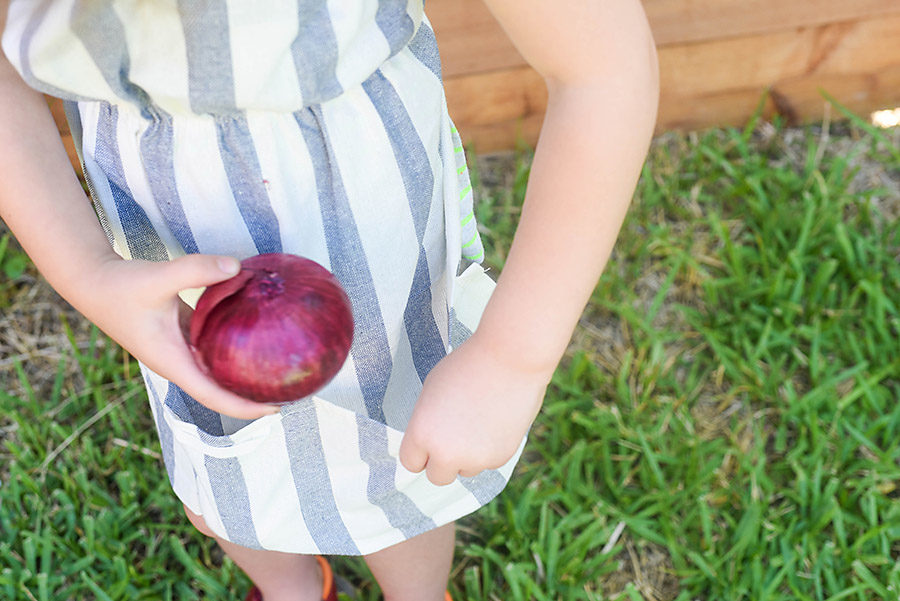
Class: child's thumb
162,254,242,292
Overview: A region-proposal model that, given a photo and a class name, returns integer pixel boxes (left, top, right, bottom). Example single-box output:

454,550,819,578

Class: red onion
189,253,354,404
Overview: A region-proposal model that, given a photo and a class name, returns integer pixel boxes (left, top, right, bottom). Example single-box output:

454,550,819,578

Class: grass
1,106,899,600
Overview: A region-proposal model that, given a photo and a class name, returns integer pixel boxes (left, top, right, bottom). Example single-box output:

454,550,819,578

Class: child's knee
183,503,217,538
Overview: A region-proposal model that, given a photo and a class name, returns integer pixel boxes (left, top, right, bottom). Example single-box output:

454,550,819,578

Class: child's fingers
400,436,475,485
398,436,428,474
157,253,241,295
423,458,458,487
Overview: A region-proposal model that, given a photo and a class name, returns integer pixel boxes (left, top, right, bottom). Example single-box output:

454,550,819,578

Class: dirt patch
0,265,98,402
602,539,681,601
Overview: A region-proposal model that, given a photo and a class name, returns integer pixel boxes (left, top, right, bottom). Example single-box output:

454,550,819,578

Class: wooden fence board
642,0,900,45
658,65,900,132
442,66,547,152
440,13,900,151
652,15,900,131
659,18,900,97
428,0,900,78
427,0,522,78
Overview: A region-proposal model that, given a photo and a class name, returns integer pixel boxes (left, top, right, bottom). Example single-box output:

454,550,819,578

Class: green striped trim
453,126,478,260
461,230,479,249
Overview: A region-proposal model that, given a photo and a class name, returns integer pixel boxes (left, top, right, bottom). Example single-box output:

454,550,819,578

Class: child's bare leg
183,504,323,601
364,522,455,601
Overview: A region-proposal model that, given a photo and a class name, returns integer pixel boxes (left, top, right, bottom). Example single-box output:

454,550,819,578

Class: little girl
0,1,658,600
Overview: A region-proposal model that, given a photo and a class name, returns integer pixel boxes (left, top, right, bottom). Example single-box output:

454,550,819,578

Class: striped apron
2,0,524,555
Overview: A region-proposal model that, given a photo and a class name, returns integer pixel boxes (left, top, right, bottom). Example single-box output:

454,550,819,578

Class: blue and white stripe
3,0,506,556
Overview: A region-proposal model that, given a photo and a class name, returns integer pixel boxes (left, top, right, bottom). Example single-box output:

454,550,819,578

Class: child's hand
0,43,277,421
398,334,550,486
75,254,280,420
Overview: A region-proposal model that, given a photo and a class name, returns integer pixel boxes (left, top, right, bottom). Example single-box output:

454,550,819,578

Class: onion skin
189,253,354,404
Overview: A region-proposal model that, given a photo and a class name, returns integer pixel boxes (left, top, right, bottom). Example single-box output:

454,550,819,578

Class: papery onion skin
189,253,354,404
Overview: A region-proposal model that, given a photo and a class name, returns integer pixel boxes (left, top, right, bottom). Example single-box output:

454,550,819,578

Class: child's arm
400,0,659,484
0,3,276,420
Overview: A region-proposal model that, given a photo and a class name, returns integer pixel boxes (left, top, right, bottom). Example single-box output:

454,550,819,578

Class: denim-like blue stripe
139,111,200,254
73,2,199,253
362,71,446,384
166,384,225,437
362,72,432,239
178,0,235,115
356,414,436,537
147,378,175,485
407,20,442,81
205,456,262,549
292,0,342,105
62,100,122,246
459,468,509,506
178,0,235,114
178,1,281,253
70,0,152,108
215,115,283,254
283,403,359,554
93,104,169,261
375,0,416,56
295,106,390,423
69,1,198,253
404,251,447,381
448,309,472,349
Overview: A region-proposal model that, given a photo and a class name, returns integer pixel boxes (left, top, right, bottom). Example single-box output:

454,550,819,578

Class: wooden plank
443,67,547,153
657,65,900,132
443,67,546,128
428,0,523,78
644,0,900,45
443,15,900,152
427,0,900,78
659,18,900,98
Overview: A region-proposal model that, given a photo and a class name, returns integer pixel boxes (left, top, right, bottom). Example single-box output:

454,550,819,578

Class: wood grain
428,0,900,78
441,13,900,151
641,0,900,45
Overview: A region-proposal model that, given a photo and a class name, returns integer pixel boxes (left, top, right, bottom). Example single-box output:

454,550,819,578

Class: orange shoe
445,592,454,601
244,555,337,601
